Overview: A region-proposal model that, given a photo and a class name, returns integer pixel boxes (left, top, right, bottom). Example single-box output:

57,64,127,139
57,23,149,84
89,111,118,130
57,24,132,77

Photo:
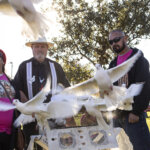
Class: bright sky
0,2,150,78
0,1,59,78
0,15,31,78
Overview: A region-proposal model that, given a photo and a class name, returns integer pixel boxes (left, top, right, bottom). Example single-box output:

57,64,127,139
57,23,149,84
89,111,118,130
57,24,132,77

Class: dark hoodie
109,48,150,117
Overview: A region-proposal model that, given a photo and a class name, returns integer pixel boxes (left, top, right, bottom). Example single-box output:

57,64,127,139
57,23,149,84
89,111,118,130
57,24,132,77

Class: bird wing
83,83,143,113
107,50,141,83
0,1,16,15
0,101,16,111
116,83,144,111
83,100,109,129
31,0,43,3
59,77,99,96
125,82,144,99
8,0,37,20
13,114,35,127
8,0,48,38
0,0,52,38
25,76,51,106
84,97,117,112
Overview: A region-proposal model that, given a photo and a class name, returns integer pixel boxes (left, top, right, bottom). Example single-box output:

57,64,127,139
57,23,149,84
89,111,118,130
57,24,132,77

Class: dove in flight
0,73,82,130
81,82,143,129
90,83,143,111
58,51,141,98
0,89,82,133
12,81,143,130
13,97,81,129
0,75,51,113
0,78,81,129
0,0,50,38
94,50,141,98
11,96,82,150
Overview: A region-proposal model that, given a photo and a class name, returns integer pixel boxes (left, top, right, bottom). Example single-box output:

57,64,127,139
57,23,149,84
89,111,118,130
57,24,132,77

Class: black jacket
109,48,150,116
13,57,70,147
14,57,70,100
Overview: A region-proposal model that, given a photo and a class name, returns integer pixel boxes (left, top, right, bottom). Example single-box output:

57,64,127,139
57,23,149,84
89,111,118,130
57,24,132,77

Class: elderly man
14,37,76,150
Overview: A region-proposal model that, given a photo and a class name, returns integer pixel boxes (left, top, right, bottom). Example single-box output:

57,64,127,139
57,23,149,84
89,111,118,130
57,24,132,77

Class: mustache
35,53,45,59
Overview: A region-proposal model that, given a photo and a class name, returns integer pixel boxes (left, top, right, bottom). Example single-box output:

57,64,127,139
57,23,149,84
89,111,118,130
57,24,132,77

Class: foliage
49,0,150,84
62,60,94,85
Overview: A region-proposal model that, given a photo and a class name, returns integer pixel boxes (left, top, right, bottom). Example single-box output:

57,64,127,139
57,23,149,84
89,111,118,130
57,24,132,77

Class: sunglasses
109,36,124,45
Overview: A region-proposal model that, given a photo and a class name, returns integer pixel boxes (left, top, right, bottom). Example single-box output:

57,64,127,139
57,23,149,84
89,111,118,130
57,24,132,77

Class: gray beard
35,54,45,61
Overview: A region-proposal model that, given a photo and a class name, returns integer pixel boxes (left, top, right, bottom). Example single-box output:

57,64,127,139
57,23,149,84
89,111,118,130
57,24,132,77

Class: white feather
0,0,52,38
14,98,82,129
79,83,143,129
91,83,143,111
31,0,42,3
59,51,141,99
0,77,50,126
45,98,82,119
14,114,35,127
107,51,141,83
94,51,141,98
59,78,98,96
0,101,16,111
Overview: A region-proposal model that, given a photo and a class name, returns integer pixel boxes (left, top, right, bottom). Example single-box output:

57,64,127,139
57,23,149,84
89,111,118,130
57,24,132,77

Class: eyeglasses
109,36,124,45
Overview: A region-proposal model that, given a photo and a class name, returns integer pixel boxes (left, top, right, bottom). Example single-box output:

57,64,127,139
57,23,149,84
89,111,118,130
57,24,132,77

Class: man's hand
20,90,28,103
128,113,139,123
32,113,35,118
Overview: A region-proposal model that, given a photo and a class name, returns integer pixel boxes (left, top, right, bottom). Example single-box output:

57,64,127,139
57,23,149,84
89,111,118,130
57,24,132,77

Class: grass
146,112,150,132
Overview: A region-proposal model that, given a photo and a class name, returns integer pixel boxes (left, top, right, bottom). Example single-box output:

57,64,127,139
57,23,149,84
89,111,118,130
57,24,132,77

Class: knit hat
0,49,6,64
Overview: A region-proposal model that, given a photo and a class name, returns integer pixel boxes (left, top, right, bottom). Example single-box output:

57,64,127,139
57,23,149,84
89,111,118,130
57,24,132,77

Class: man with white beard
14,37,76,150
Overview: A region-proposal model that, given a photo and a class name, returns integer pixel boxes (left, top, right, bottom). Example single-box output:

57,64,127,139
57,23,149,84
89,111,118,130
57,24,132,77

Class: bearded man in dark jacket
108,29,150,150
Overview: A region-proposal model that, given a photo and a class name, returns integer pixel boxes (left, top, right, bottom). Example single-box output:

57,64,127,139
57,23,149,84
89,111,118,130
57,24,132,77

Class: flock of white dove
0,50,143,131
0,1,144,148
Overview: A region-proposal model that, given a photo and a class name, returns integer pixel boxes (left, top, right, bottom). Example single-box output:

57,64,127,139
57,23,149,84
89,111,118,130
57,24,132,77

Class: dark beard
113,42,126,54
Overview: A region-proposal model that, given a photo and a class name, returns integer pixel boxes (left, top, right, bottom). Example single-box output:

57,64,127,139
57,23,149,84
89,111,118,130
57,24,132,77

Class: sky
0,0,59,78
0,1,150,78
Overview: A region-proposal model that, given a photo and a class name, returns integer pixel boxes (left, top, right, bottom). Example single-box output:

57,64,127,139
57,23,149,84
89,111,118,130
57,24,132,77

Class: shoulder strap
26,61,57,98
49,62,57,95
26,62,33,99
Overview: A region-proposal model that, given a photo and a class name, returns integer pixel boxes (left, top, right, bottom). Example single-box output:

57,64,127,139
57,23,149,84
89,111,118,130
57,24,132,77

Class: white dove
0,75,51,112
12,82,143,131
95,83,144,111
0,0,50,38
9,96,81,150
58,51,141,98
13,97,81,129
81,82,143,129
94,51,141,98
0,83,82,131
